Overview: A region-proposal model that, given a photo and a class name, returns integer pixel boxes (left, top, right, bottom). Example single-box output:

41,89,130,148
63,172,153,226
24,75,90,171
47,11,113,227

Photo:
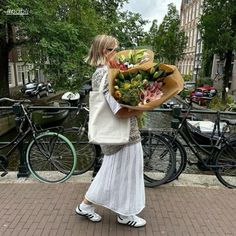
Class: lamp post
193,70,197,88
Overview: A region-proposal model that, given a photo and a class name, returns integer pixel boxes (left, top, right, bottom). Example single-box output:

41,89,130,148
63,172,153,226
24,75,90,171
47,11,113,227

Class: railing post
13,105,30,178
17,139,30,178
172,107,181,118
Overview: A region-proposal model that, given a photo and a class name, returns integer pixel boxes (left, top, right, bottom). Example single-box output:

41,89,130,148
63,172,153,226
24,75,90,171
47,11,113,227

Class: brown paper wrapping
108,63,184,111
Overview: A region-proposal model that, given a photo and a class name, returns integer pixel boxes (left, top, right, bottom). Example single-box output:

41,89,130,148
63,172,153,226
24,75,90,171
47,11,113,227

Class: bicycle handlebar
76,103,89,115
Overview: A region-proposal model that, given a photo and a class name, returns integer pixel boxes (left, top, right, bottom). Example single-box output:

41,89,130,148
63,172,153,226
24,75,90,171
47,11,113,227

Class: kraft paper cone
109,64,184,111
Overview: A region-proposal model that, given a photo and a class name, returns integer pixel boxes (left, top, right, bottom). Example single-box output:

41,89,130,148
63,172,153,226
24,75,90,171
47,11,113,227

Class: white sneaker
117,215,146,227
75,204,102,222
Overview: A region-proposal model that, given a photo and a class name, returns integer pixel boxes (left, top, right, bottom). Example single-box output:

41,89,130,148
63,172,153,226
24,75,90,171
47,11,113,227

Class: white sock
119,214,129,219
80,202,93,211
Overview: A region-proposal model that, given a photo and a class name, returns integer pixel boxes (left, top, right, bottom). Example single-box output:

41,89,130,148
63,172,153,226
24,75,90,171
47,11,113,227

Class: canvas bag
88,73,130,145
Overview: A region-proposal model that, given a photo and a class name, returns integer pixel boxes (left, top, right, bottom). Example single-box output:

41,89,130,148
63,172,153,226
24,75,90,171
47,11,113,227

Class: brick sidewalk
0,182,235,236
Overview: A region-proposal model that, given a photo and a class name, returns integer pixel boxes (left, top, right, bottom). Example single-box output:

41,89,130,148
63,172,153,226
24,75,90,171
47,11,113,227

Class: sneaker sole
117,220,146,228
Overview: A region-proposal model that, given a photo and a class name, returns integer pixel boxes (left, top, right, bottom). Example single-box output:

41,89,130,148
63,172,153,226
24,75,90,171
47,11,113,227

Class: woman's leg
83,198,92,205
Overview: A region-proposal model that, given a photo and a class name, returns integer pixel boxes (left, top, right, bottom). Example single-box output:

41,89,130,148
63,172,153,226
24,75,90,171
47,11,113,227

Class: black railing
1,105,236,178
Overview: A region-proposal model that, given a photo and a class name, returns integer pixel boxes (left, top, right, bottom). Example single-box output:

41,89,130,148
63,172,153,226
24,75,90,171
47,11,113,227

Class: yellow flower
123,82,131,90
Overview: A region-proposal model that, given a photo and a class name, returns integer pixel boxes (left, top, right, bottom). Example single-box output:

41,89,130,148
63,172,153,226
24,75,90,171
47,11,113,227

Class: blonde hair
85,35,118,66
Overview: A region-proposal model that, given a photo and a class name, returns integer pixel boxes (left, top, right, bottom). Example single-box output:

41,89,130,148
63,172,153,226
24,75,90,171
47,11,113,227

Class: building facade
8,27,45,88
177,0,203,82
177,0,236,96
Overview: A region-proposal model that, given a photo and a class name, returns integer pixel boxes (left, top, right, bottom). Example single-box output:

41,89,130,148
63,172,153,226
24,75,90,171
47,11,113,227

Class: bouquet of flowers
109,49,154,72
108,49,184,110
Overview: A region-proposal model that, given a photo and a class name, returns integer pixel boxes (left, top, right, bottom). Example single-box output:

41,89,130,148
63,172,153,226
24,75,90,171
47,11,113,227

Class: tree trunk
222,50,233,103
0,24,10,98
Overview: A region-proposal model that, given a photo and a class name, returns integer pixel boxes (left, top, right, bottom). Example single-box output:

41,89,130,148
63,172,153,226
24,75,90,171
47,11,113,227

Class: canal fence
1,104,236,177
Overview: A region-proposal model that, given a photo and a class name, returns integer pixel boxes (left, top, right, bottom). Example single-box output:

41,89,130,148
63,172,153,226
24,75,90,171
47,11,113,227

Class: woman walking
75,34,146,227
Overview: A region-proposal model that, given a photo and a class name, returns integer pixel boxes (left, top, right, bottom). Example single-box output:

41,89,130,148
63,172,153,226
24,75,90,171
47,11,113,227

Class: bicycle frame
0,102,50,162
171,106,230,169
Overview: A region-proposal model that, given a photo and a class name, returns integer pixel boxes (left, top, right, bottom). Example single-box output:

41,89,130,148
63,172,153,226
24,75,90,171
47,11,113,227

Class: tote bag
88,73,130,145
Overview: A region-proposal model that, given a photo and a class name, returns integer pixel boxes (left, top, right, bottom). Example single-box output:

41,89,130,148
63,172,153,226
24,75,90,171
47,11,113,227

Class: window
8,65,12,84
16,47,22,60
17,65,23,83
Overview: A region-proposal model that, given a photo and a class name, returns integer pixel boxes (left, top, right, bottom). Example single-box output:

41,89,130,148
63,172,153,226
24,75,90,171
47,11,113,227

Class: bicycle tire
26,132,77,183
161,133,187,183
214,139,236,188
63,128,96,175
141,131,176,187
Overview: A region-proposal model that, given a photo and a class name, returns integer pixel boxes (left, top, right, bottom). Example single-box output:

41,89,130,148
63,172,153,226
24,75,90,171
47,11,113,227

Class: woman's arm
115,107,143,119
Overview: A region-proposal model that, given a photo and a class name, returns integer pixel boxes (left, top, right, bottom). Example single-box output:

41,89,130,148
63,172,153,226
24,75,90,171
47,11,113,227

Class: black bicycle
141,129,176,187
160,98,236,188
61,103,97,175
0,98,77,183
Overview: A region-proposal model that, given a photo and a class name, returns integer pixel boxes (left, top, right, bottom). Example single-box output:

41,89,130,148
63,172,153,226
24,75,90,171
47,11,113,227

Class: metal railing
1,105,236,177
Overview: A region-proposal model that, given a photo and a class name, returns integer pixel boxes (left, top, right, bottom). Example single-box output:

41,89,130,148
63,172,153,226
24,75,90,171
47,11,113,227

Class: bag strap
99,73,108,93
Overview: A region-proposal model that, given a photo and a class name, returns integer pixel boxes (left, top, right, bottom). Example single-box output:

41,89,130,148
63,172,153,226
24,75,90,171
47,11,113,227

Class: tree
151,3,187,64
199,0,236,102
0,0,108,97
110,11,149,48
0,0,150,97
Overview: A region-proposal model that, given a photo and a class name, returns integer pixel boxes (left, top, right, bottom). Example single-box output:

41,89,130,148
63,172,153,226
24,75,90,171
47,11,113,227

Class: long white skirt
85,142,145,216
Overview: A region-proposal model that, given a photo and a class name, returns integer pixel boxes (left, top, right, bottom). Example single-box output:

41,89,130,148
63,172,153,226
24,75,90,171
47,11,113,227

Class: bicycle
61,103,176,187
60,103,97,175
160,98,236,188
141,129,176,187
0,98,77,183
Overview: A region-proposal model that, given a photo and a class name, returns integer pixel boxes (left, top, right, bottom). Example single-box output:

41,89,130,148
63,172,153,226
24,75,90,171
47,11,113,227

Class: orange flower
114,90,122,99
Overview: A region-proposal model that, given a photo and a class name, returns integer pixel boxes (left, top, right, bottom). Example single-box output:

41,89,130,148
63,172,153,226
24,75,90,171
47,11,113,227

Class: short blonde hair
85,35,118,66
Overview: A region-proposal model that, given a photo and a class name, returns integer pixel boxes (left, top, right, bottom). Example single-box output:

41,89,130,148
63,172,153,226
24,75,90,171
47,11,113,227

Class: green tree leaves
149,3,187,64
0,0,187,97
199,0,236,102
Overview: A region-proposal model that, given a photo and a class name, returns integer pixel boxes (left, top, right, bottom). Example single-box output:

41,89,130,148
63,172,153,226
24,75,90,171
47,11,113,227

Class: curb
0,171,226,188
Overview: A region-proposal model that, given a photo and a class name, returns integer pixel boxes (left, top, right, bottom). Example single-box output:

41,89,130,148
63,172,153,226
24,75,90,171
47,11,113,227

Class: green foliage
200,0,236,56
196,77,213,87
182,74,192,81
179,89,189,99
199,0,236,102
146,3,187,64
110,11,149,48
0,0,189,97
208,94,234,110
201,47,214,77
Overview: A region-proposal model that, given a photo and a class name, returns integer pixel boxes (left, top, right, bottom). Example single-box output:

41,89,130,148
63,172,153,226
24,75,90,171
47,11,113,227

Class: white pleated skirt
85,142,145,216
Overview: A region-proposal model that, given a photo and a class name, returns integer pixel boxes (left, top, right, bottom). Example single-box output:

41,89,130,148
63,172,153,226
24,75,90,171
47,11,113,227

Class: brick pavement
0,181,236,236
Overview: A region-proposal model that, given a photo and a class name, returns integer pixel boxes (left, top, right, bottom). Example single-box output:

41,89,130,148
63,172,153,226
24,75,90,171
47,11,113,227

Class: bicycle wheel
141,131,176,187
63,128,96,175
161,133,187,183
26,132,77,183
214,140,236,188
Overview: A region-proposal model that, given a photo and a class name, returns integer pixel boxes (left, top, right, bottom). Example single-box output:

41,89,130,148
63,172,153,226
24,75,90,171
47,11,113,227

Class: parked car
189,86,217,106
161,98,183,109
21,82,49,99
